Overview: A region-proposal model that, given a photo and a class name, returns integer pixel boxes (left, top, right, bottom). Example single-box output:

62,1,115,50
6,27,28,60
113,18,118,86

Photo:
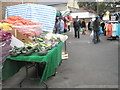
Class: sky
36,0,68,5
37,0,68,3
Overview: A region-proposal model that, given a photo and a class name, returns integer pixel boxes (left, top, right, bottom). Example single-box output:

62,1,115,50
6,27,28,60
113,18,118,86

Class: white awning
70,12,96,18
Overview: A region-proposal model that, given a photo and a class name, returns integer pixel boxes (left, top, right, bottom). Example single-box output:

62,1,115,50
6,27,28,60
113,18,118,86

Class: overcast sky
36,0,119,3
37,0,68,2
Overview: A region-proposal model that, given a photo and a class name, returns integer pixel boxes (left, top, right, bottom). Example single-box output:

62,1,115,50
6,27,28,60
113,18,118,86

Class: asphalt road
2,28,118,88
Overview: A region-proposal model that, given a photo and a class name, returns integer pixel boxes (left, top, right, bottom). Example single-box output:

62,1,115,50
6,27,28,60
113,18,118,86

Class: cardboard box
8,29,34,43
62,51,68,60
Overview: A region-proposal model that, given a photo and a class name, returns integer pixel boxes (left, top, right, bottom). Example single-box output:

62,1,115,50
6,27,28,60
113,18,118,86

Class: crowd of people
54,14,107,44
54,14,72,34
73,15,107,44
73,17,88,38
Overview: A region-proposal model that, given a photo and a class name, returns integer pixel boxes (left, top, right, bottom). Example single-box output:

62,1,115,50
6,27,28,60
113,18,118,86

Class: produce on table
21,47,27,54
9,46,35,56
22,44,38,56
44,33,68,42
0,23,13,31
0,31,12,42
35,37,43,42
9,32,68,57
24,48,34,56
9,46,21,57
2,16,42,37
38,51,48,56
2,16,39,26
24,42,38,47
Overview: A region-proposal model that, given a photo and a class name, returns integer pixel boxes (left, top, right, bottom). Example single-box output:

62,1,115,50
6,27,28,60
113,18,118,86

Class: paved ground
2,28,118,88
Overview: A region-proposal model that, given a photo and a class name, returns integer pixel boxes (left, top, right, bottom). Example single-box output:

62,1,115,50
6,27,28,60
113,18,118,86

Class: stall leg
19,62,48,88
43,82,48,89
64,40,67,52
20,62,29,87
35,62,48,89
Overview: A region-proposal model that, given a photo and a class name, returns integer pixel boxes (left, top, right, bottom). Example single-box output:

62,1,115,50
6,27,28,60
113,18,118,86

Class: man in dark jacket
93,17,100,43
73,16,81,38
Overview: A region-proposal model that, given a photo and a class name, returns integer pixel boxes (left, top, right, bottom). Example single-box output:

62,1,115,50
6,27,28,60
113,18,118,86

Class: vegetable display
0,23,13,31
9,32,68,57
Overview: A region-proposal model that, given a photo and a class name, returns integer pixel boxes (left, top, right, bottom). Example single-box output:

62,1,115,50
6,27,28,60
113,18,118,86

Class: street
2,28,118,88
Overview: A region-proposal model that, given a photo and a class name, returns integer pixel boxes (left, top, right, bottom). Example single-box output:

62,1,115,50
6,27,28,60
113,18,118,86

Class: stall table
2,42,63,85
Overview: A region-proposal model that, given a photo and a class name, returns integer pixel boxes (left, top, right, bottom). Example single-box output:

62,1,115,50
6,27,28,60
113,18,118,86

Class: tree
78,2,117,15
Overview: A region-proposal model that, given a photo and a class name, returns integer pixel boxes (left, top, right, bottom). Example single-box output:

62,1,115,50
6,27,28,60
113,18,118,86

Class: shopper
88,20,92,31
55,17,59,33
64,16,68,33
73,16,81,38
56,17,64,34
93,17,100,44
66,15,72,32
81,19,86,35
100,21,105,36
59,17,64,34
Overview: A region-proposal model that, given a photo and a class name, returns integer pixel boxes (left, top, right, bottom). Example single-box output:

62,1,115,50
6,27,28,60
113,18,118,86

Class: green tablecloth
2,42,63,84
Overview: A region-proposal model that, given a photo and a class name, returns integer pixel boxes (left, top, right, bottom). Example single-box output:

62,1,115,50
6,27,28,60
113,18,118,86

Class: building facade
0,0,37,21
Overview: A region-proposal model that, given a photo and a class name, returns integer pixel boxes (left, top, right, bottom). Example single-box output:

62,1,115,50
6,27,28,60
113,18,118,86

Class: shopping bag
99,27,103,34
90,30,94,37
79,28,82,32
82,28,87,34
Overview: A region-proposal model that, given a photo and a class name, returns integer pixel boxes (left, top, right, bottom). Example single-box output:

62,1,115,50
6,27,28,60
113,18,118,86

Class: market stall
102,11,120,41
105,21,120,40
2,41,63,83
1,3,68,88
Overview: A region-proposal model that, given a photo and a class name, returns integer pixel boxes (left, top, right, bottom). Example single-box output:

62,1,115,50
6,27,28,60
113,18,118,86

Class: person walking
63,16,68,33
73,16,81,38
81,19,86,35
56,17,64,34
59,17,64,34
93,17,100,44
55,17,59,34
88,20,92,31
100,21,105,36
66,15,73,32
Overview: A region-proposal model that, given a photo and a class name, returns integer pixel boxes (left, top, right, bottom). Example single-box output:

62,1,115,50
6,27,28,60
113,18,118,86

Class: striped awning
5,3,57,32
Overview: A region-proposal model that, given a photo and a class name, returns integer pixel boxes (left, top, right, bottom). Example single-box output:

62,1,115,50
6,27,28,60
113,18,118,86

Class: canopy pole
22,0,23,4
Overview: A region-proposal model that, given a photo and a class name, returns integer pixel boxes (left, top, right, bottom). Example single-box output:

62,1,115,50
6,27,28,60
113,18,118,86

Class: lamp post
97,0,99,14
96,0,104,14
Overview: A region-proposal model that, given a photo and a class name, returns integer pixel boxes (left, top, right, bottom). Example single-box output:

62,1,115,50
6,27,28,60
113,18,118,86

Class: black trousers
74,27,80,38
93,31,100,43
68,25,70,31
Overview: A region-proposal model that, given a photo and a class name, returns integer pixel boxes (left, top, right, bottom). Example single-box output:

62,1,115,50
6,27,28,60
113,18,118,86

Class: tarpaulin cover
5,3,56,32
